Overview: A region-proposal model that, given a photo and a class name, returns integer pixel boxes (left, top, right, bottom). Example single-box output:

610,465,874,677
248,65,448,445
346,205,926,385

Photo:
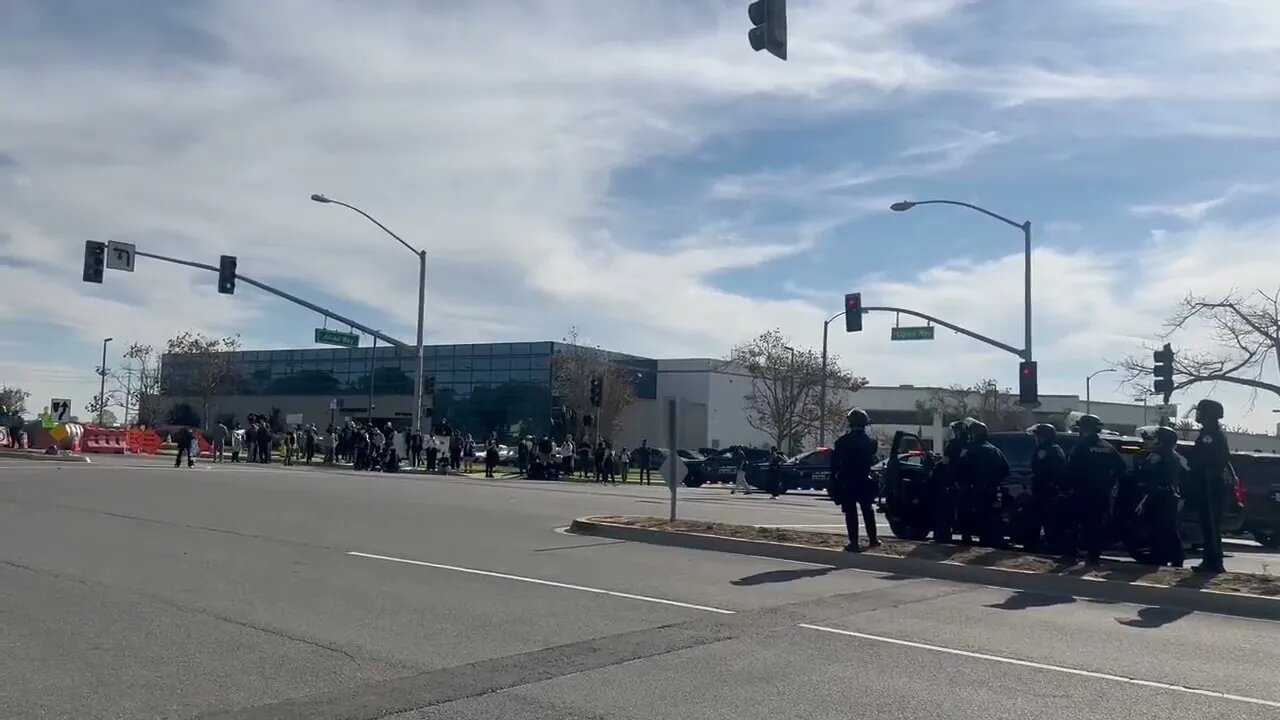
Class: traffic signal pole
132,250,408,350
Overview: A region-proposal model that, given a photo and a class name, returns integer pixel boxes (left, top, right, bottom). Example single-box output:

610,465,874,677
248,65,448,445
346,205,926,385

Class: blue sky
3,0,1280,430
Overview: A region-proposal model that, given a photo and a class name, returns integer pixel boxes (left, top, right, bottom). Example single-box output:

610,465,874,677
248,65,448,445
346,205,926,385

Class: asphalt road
3,456,1279,719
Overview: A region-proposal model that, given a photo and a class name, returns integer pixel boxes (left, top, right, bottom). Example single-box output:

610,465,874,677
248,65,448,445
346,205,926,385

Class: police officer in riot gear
1142,425,1185,568
929,420,969,542
1190,399,1229,574
955,420,1010,547
1027,423,1066,551
830,408,880,552
1066,414,1126,565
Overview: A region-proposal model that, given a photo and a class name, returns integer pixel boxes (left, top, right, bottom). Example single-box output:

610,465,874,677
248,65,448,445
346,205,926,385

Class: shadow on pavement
1115,606,1193,628
985,590,1077,612
731,567,834,586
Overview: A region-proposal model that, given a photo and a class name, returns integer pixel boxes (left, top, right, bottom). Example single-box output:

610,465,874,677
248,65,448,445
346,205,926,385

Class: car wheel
682,476,705,488
887,515,930,541
1253,530,1280,549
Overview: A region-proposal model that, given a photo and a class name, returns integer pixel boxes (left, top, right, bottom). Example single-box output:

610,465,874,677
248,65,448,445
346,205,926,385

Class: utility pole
98,337,113,425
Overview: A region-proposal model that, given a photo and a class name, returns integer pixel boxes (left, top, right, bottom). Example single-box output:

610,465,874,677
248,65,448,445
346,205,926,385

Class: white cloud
1129,184,1275,223
4,0,1280,434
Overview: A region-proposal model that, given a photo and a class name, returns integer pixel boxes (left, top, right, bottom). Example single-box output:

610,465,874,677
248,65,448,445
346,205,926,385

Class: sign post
662,397,681,522
314,328,360,348
890,326,935,341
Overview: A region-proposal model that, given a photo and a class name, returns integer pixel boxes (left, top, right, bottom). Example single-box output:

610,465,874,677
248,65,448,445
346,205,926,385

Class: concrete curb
0,450,91,463
569,518,1280,623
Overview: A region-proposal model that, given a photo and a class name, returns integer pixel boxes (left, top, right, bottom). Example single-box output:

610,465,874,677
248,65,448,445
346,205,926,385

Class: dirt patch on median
585,515,1280,599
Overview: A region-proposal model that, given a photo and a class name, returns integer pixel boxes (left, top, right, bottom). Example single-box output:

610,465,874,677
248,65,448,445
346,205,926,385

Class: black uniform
956,438,1010,546
830,428,879,549
1190,423,1230,572
1028,442,1067,550
1066,436,1126,563
928,431,966,542
1140,443,1185,567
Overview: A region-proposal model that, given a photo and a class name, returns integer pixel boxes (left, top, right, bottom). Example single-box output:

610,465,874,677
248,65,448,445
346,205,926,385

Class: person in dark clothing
484,439,500,478
829,408,879,552
174,427,195,468
304,426,317,464
930,420,968,542
1142,425,1185,568
1066,414,1126,565
1027,423,1067,551
636,440,652,485
593,441,607,484
956,420,1010,547
767,446,786,499
257,424,271,464
516,440,529,476
1190,399,1229,574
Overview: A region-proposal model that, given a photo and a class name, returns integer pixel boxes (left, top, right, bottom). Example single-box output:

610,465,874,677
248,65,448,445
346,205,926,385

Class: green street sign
314,328,360,348
891,326,935,341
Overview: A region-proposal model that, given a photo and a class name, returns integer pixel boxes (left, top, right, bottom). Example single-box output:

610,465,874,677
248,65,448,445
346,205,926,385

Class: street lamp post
1085,368,1116,416
98,337,113,425
818,310,846,447
311,194,426,435
891,199,1033,423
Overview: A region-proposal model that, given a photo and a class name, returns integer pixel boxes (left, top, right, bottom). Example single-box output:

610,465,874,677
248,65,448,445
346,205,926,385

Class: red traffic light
844,292,863,332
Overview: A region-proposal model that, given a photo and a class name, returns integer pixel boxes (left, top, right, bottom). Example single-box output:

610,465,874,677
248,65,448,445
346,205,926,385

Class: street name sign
314,328,359,348
891,326,935,341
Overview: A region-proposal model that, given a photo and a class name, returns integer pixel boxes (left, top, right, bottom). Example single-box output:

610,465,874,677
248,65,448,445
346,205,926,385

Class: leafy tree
164,331,241,429
84,394,122,425
0,384,31,417
115,343,163,426
727,329,866,452
551,327,638,441
919,379,1024,432
1119,290,1280,409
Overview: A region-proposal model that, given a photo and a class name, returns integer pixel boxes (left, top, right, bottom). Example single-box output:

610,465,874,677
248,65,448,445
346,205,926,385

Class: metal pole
819,319,830,447
98,338,111,424
368,336,377,424
1023,221,1033,365
414,251,426,435
1086,375,1092,416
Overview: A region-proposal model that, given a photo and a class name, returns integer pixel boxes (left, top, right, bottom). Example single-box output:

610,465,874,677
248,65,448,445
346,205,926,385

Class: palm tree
1173,418,1197,440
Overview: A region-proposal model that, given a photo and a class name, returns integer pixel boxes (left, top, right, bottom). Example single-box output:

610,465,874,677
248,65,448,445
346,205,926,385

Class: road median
569,515,1280,622
0,449,91,463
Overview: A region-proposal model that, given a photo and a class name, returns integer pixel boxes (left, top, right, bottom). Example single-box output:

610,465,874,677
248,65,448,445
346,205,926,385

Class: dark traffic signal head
83,240,106,284
218,255,237,295
747,0,787,61
1018,361,1038,406
589,376,602,407
1152,343,1174,399
844,292,863,332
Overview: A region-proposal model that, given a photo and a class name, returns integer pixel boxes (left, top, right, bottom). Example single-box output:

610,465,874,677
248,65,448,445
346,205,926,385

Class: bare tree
1118,290,1280,408
551,328,637,441
114,343,163,427
922,379,1024,432
727,329,866,452
84,394,121,425
164,331,241,430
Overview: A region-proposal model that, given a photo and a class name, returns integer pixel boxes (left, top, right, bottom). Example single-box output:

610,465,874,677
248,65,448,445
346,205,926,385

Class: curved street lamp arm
910,199,1025,230
824,310,847,325
326,198,422,257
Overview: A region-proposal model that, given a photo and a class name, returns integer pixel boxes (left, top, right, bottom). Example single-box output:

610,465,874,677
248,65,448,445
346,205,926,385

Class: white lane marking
799,623,1280,709
347,551,736,615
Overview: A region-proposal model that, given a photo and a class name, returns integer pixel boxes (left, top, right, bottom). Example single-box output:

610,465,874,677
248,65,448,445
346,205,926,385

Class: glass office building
161,341,658,437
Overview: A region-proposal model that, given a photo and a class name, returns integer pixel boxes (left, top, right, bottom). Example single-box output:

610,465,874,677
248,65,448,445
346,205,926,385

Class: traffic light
218,255,237,294
83,240,106,284
747,0,787,61
583,414,593,428
1018,361,1038,405
589,376,603,407
844,292,863,332
1153,343,1175,401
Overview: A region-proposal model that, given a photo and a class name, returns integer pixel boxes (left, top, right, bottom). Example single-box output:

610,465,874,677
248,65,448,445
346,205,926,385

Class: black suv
689,446,772,487
741,447,834,493
1229,452,1280,548
881,430,1248,561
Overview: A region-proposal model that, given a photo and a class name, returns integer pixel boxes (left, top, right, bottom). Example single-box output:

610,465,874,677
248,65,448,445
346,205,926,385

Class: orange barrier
83,427,126,454
126,429,162,455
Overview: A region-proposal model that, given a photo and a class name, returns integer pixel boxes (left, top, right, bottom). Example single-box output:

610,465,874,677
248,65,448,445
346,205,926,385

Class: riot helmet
1155,425,1179,449
1030,423,1056,445
965,419,989,441
1195,399,1224,424
1075,414,1103,437
847,407,870,429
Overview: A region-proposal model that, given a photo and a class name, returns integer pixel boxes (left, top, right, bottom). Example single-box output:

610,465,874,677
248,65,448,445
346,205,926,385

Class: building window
472,344,492,356
530,342,552,355
472,358,491,371
510,357,531,370
492,343,511,356
512,343,531,355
